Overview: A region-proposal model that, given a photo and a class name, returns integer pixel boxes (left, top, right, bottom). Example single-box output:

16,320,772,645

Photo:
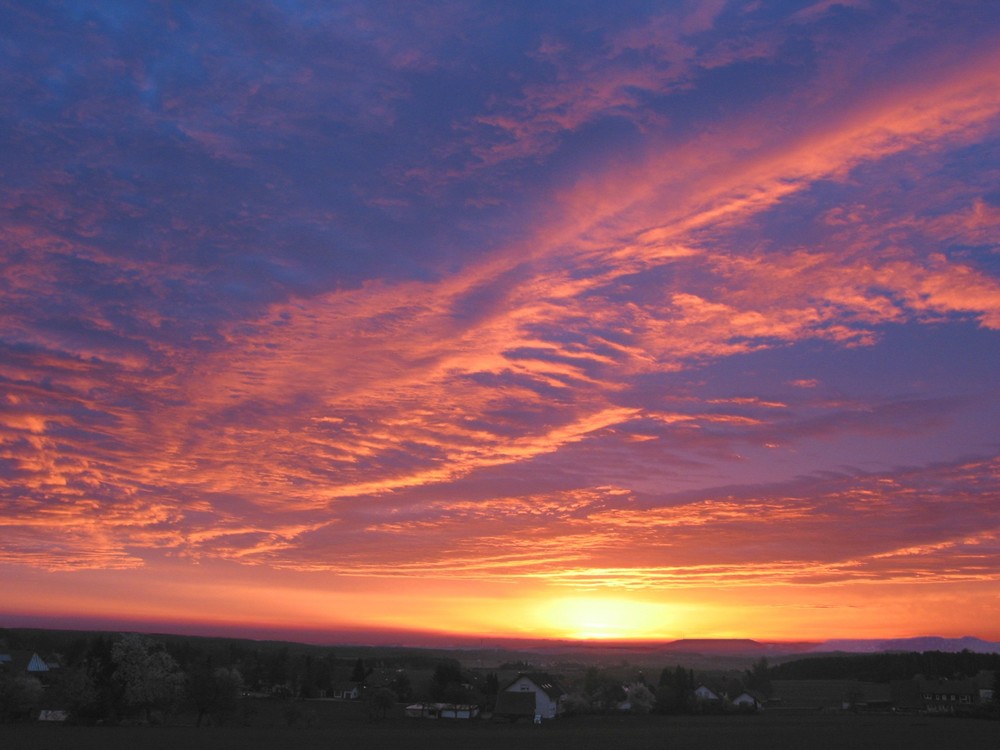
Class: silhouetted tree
0,675,43,723
484,672,499,699
388,670,412,702
350,657,368,684
51,664,99,720
367,687,396,720
430,660,465,701
583,667,626,712
264,647,290,690
442,681,476,704
745,657,772,698
84,635,122,720
655,665,694,714
188,665,243,726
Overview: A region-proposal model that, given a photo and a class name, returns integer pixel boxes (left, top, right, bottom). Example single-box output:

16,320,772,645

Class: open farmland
3,711,1000,750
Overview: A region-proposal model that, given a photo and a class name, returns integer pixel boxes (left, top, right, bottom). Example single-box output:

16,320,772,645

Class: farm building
916,675,995,714
405,702,480,720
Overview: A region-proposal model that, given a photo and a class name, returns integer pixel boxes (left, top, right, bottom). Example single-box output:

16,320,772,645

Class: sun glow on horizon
533,596,685,641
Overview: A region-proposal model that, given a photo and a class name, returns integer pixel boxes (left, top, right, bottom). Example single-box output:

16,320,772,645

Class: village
2,629,999,728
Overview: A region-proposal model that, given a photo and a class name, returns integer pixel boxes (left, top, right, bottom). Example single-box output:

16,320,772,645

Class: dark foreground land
3,712,999,750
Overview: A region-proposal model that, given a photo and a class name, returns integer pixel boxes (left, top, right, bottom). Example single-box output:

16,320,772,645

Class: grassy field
3,710,999,750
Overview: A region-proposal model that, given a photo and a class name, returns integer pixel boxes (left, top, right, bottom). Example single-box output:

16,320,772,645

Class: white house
732,691,764,710
495,673,566,720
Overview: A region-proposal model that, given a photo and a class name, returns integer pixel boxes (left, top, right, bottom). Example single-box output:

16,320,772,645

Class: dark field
3,711,999,750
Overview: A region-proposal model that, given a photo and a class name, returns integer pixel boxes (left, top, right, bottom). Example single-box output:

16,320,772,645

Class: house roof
494,690,537,716
27,653,51,672
920,678,978,695
407,702,478,710
503,672,566,701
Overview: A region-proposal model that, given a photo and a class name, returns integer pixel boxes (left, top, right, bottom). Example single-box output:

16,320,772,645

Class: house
27,653,54,674
495,673,566,720
732,691,764,710
2,651,61,686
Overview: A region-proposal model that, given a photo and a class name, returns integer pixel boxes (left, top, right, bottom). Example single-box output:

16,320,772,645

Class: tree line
0,630,420,724
765,650,1000,683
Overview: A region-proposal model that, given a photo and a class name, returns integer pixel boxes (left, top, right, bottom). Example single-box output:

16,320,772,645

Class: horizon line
3,615,996,652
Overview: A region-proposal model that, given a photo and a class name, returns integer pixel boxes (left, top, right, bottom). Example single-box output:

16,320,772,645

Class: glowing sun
535,596,680,640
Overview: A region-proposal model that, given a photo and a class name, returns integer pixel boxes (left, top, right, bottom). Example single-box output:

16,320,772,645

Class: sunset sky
2,1,1000,645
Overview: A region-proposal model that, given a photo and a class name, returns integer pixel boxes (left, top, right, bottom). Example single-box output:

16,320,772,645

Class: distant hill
563,636,1000,657
814,636,1000,654
653,635,1000,656
659,639,817,655
662,638,767,654
560,635,1000,657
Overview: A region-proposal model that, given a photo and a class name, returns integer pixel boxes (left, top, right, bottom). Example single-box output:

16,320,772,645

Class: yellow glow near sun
536,596,680,640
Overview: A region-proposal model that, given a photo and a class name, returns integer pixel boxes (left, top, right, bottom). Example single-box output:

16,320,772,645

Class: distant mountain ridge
815,635,1000,654
472,636,1000,657
4,623,999,656
655,635,1000,655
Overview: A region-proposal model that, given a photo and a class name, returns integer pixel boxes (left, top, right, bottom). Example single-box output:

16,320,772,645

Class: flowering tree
625,682,655,714
112,634,185,722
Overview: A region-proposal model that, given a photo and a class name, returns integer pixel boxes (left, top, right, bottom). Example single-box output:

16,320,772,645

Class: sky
2,0,1000,645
